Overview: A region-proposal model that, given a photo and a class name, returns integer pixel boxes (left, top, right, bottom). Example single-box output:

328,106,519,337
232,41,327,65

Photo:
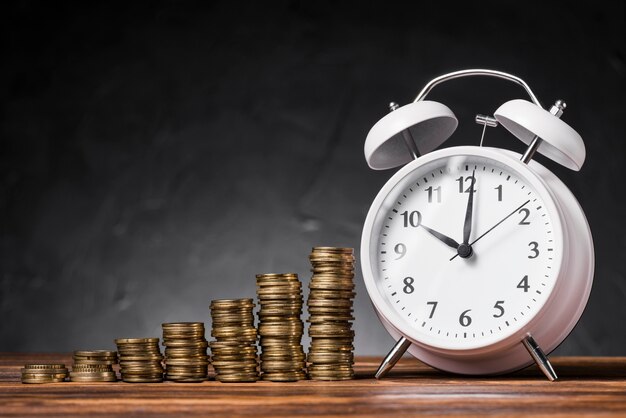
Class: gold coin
115,338,159,344
210,298,254,307
311,246,353,252
21,372,68,379
21,368,69,375
255,273,298,279
72,364,112,370
215,376,258,383
70,371,117,377
167,377,206,382
70,376,118,382
21,378,67,384
309,282,355,291
122,377,163,383
309,290,355,298
162,321,204,327
74,350,117,357
262,372,306,382
23,364,66,370
308,315,355,323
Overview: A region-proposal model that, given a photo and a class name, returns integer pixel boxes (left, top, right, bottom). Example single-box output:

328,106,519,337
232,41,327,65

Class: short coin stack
21,364,68,384
162,322,209,382
307,247,356,380
256,273,306,382
115,338,164,383
209,299,259,382
71,350,118,382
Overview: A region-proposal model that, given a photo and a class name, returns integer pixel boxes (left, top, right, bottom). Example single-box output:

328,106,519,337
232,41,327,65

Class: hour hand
421,224,459,250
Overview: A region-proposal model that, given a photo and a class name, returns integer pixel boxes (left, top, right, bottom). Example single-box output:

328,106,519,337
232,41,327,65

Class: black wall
1,1,624,356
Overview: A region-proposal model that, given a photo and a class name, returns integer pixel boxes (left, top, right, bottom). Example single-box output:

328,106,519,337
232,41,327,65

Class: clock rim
360,145,567,354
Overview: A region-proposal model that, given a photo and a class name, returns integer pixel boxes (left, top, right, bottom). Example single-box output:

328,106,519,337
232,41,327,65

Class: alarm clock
360,69,594,381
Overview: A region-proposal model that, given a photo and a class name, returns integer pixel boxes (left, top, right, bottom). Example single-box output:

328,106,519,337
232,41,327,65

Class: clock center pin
457,243,473,259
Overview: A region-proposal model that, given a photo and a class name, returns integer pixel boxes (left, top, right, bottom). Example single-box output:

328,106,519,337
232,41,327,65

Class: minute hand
462,170,476,245
450,199,531,261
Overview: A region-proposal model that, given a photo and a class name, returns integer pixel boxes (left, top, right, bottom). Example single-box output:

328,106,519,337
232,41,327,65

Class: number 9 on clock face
361,147,565,351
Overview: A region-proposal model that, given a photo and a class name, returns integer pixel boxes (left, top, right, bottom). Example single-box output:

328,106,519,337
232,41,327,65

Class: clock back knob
494,99,586,171
364,101,458,170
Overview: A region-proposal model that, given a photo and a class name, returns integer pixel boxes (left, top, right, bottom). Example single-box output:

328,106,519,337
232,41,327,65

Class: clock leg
522,334,558,381
375,337,412,379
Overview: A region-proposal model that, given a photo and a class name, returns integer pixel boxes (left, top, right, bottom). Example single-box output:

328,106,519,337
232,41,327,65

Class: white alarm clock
361,69,594,381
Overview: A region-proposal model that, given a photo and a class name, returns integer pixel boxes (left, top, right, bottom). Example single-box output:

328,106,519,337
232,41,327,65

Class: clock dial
367,153,563,350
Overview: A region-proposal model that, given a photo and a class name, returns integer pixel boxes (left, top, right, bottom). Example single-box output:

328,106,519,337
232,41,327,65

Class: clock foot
522,334,558,381
375,337,412,379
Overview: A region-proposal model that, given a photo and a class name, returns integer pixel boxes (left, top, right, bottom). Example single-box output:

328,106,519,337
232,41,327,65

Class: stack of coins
209,299,259,382
307,247,356,380
21,364,68,384
71,350,118,382
115,338,164,383
162,322,209,382
256,273,306,381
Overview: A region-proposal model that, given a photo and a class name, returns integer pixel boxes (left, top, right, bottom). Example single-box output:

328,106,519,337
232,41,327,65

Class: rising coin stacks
71,350,118,382
21,364,68,384
162,322,209,382
209,299,259,382
115,338,164,383
256,273,306,382
307,247,356,380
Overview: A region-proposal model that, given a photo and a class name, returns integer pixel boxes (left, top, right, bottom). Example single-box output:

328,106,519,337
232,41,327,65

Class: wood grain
1,354,626,417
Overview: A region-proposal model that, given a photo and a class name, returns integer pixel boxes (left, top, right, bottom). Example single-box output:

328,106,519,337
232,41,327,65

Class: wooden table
1,354,626,416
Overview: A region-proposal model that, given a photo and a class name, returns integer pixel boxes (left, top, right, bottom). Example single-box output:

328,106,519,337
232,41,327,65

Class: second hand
450,199,531,261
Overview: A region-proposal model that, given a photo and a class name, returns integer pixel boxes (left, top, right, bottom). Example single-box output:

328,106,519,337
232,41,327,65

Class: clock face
363,151,564,350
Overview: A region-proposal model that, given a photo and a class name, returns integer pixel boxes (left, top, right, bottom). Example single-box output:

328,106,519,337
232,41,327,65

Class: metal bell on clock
494,99,586,171
364,101,458,170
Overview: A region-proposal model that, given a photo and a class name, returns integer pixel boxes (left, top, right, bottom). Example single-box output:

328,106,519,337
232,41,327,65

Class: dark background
1,1,624,357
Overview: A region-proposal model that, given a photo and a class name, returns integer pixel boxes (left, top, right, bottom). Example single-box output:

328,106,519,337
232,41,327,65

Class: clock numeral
517,275,530,292
425,186,441,203
518,208,531,225
402,277,415,294
495,184,503,201
394,243,406,260
459,309,472,327
426,301,438,319
492,300,505,318
528,241,539,259
401,211,422,228
456,176,476,193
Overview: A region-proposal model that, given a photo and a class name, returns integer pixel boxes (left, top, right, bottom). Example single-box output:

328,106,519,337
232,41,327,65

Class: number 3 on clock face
361,147,565,351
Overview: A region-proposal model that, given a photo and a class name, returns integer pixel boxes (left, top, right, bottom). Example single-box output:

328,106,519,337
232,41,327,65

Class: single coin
74,350,117,357
21,378,67,384
115,338,160,344
23,364,66,370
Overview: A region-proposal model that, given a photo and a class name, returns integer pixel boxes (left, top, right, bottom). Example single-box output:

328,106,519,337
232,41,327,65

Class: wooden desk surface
1,353,626,417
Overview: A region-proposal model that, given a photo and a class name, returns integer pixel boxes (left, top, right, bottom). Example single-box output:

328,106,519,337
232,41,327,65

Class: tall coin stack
162,322,209,382
209,299,259,382
307,247,356,380
115,338,164,383
21,364,68,384
256,273,306,382
71,350,118,382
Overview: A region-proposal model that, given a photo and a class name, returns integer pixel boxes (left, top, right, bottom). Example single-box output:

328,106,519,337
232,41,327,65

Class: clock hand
450,199,531,261
421,224,460,250
455,169,476,259
463,170,476,245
